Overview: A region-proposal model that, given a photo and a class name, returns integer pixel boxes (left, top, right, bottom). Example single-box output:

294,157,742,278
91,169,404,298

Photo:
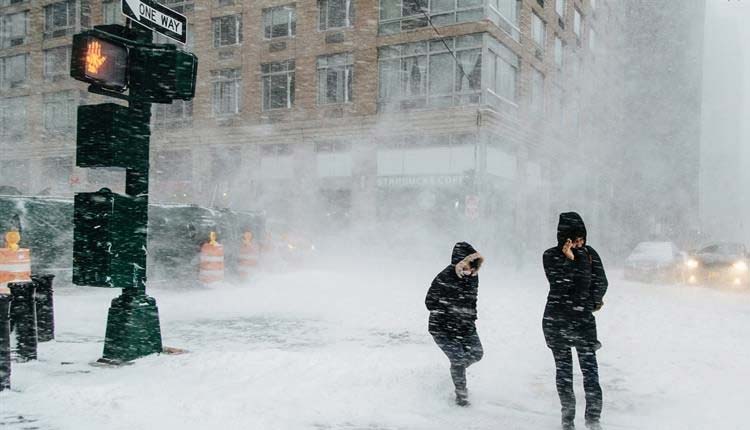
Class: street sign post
121,0,187,44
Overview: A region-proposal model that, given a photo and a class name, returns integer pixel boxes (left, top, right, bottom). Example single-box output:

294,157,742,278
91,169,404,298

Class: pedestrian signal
71,33,129,91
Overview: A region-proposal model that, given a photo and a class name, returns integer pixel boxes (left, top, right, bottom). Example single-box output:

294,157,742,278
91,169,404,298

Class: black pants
552,347,602,424
432,331,483,392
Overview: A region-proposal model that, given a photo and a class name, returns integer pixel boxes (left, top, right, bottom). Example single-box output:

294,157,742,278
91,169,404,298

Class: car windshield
699,243,746,256
629,242,675,260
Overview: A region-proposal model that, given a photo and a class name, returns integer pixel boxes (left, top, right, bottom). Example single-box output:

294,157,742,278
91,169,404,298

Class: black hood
451,242,477,265
557,212,587,246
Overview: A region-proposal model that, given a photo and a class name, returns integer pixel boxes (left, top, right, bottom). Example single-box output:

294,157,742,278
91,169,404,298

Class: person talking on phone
542,212,608,430
425,242,484,406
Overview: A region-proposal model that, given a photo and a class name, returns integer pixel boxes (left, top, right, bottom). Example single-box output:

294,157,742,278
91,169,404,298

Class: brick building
0,0,613,258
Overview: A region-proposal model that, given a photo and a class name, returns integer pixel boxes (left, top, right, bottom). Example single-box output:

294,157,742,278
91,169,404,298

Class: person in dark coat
543,212,608,430
426,242,484,406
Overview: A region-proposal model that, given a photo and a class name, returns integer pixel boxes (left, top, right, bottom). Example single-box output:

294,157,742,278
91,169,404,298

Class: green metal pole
100,24,163,363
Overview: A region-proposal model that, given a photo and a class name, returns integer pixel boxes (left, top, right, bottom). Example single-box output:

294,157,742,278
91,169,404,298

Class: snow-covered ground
2,258,750,429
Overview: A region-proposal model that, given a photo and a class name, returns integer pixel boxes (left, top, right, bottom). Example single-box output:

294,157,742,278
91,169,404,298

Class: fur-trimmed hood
451,242,484,278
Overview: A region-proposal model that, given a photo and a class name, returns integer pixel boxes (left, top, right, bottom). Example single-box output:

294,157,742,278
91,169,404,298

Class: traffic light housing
76,103,149,169
70,25,197,102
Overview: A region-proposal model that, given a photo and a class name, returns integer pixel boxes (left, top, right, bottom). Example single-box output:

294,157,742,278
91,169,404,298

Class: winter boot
562,420,575,430
455,388,470,407
585,420,602,430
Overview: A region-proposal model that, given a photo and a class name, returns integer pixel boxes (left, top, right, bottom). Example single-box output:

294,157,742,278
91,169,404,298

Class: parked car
684,243,749,287
624,241,687,283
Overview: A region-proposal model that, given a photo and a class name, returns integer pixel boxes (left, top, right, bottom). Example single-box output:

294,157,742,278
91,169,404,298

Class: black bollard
9,281,37,362
0,293,11,391
32,274,55,342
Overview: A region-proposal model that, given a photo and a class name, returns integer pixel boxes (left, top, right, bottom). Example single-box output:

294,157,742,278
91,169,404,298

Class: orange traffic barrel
238,232,260,280
0,231,31,286
199,232,224,285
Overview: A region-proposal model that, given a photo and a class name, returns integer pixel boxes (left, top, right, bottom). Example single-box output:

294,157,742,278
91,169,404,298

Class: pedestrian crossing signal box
73,189,147,288
70,25,197,102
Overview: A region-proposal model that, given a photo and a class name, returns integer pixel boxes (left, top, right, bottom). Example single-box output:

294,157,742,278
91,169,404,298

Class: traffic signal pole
100,23,160,363
70,18,196,363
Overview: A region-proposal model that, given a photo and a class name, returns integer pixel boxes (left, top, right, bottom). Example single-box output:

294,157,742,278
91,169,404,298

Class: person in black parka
426,242,484,406
543,212,608,430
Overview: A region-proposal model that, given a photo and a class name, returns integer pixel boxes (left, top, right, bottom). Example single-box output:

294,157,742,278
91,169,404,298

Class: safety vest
199,241,224,285
238,242,260,280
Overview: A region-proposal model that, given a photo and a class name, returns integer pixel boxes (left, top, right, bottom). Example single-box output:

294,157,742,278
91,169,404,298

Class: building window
213,15,242,47
158,0,194,13
211,69,241,116
43,90,77,133
44,46,71,81
554,36,563,69
379,0,483,35
44,0,77,39
378,34,482,111
0,54,28,89
574,8,582,38
0,97,26,141
262,60,295,111
555,0,565,17
530,68,544,116
317,53,353,105
1,12,28,48
153,100,193,128
532,12,545,52
319,0,353,30
102,0,124,24
486,38,518,107
263,5,296,39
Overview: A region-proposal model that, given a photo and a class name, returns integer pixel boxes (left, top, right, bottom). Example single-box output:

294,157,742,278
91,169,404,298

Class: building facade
0,0,614,259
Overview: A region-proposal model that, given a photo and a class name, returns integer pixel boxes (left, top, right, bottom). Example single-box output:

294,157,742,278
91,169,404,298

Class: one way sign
122,0,187,44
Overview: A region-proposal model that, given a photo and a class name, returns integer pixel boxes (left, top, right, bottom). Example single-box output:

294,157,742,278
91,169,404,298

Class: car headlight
685,259,699,269
733,261,748,272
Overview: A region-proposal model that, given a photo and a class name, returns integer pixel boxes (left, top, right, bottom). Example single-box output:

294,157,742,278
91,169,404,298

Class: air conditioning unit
10,38,24,47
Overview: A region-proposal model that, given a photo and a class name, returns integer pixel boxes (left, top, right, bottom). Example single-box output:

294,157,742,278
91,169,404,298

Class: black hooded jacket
542,212,608,349
426,242,481,336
